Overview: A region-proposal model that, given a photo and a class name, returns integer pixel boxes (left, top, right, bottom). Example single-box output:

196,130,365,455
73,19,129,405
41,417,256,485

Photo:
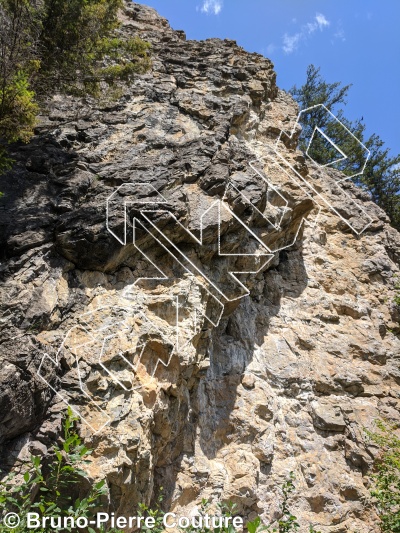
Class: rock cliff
1,2,400,531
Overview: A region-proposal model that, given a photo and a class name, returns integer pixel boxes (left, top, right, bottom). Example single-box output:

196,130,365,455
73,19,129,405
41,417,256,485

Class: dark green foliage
0,147,13,174
36,0,151,95
0,0,151,169
0,407,121,533
247,516,266,533
276,472,300,532
0,0,40,144
137,490,166,533
366,420,400,532
290,65,400,230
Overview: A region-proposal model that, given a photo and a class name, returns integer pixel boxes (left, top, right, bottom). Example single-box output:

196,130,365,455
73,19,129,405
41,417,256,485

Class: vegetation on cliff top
0,0,151,171
0,4,398,234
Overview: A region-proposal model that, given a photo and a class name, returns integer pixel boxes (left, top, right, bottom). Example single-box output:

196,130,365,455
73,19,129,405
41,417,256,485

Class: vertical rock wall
0,3,399,531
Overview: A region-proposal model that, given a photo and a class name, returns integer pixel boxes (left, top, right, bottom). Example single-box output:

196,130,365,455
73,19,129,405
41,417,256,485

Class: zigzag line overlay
39,104,374,433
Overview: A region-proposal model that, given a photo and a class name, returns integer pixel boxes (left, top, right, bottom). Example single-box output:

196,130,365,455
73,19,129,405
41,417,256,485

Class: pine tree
290,65,400,230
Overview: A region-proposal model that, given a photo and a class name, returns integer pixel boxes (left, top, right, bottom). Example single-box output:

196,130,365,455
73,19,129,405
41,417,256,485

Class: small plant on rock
393,277,400,307
246,472,321,533
137,490,165,533
0,407,121,533
365,419,400,533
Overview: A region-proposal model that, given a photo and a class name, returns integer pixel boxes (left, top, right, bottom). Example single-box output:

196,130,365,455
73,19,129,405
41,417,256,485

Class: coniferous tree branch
289,65,400,230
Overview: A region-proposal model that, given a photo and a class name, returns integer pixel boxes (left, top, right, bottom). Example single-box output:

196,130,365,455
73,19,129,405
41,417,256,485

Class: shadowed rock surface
0,2,399,531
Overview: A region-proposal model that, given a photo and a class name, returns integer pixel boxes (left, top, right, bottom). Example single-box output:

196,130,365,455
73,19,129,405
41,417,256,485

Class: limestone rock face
0,2,400,531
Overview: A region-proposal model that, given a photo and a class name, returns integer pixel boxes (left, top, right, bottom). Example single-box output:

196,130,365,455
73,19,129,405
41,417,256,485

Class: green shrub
366,420,400,532
137,490,166,533
0,407,121,533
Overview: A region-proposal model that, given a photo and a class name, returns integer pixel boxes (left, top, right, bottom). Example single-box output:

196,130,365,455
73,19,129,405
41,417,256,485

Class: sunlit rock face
0,2,399,531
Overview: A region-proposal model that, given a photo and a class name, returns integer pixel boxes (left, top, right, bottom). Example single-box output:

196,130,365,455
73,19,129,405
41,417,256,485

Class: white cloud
334,28,346,42
332,20,346,43
199,0,223,15
266,43,277,55
283,33,302,54
315,13,330,29
283,12,330,54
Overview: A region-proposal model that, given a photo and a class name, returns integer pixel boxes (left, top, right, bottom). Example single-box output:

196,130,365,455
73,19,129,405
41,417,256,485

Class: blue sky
135,0,400,157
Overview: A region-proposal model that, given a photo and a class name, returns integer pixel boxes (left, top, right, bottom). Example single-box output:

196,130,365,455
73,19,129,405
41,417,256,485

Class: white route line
106,183,169,246
279,104,371,181
38,324,111,433
274,150,373,236
137,207,273,303
306,126,347,168
38,306,177,433
130,217,225,324
281,104,373,234
248,104,375,236
107,179,310,306
249,155,321,235
40,104,373,434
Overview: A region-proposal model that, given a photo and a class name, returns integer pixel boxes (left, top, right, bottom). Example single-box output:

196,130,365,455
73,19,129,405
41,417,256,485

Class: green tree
290,65,400,230
36,0,151,94
0,0,41,170
0,0,151,171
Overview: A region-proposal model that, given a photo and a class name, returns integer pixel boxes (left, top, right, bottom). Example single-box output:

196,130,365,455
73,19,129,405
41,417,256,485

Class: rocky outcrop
0,2,399,531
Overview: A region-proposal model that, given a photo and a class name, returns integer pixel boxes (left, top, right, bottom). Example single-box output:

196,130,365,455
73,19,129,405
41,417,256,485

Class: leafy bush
0,407,121,533
137,490,166,533
366,420,400,532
